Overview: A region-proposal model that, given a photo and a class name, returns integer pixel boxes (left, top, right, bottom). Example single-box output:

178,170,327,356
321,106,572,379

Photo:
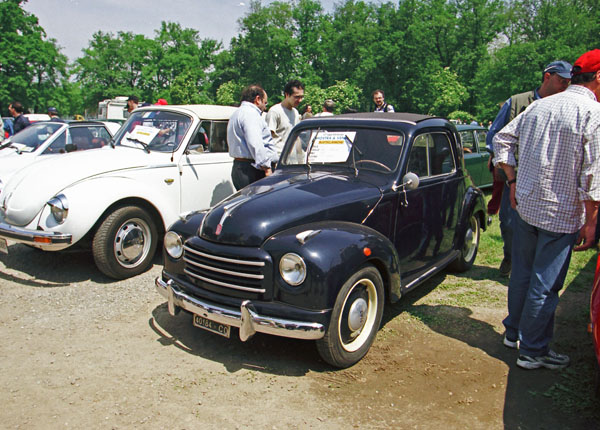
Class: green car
457,124,493,189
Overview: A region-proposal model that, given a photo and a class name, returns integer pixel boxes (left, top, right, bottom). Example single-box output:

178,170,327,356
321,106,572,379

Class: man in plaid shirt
493,49,600,370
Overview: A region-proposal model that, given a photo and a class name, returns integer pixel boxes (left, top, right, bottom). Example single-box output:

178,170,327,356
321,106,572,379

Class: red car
591,253,600,397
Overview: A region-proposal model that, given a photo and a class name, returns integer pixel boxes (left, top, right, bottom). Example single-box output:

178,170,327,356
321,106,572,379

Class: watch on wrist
507,178,516,185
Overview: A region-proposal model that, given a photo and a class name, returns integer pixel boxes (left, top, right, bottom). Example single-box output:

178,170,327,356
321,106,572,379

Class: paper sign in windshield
125,125,160,145
308,131,355,163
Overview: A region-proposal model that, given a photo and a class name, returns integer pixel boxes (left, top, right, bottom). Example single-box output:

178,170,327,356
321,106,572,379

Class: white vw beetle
0,105,237,279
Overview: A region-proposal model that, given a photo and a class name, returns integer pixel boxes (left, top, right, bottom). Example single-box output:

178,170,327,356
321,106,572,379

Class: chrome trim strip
404,266,438,290
184,245,265,266
184,269,266,293
183,257,264,280
156,277,324,341
0,222,72,244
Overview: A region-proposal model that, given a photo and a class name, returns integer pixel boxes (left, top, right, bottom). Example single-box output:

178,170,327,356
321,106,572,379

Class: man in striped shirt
493,49,600,370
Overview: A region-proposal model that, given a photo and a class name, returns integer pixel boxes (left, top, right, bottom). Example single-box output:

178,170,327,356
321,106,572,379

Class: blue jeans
502,212,577,357
499,183,515,261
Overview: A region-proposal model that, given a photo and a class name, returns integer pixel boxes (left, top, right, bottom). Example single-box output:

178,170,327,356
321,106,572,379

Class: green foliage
301,80,363,115
448,110,476,123
215,81,244,106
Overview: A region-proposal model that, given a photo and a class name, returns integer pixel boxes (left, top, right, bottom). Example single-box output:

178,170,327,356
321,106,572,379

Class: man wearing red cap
493,49,600,370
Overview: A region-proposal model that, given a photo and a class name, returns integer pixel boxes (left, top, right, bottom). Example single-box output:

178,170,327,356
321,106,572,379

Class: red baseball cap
572,49,600,75
155,98,168,105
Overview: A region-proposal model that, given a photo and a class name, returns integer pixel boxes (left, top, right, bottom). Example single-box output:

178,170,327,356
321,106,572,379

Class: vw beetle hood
0,146,170,226
0,152,37,182
200,171,383,246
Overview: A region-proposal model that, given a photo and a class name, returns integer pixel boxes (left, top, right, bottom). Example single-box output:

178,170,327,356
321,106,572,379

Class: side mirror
402,172,419,190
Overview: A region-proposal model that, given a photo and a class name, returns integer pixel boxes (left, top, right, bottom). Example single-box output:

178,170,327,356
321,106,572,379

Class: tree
0,0,69,114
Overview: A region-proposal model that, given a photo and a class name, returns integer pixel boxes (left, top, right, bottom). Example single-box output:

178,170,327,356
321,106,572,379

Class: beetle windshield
3,122,63,152
114,110,192,152
280,127,405,174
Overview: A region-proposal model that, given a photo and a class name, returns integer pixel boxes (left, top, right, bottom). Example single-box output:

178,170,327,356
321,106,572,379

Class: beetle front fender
264,221,402,311
37,175,177,245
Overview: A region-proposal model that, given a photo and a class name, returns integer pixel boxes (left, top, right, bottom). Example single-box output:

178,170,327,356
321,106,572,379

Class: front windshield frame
3,122,64,152
113,109,194,153
280,125,406,175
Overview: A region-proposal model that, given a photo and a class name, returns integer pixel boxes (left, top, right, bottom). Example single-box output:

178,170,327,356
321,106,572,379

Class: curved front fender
36,175,178,245
263,221,402,311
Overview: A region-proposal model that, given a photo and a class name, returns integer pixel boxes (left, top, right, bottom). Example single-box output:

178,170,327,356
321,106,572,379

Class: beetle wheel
316,265,384,368
92,206,158,279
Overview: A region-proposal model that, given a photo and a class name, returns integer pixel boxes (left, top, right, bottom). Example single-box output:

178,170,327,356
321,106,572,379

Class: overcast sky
22,0,362,61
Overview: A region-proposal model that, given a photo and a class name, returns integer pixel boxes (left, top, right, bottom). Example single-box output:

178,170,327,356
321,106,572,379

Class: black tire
92,206,158,279
449,213,480,272
316,265,384,368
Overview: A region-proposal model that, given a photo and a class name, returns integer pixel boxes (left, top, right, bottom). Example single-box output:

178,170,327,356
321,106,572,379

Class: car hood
0,152,37,182
0,146,170,226
200,170,382,246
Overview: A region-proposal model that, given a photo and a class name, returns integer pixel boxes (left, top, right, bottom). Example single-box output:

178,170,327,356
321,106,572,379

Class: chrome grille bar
184,269,266,293
184,245,265,267
183,257,264,280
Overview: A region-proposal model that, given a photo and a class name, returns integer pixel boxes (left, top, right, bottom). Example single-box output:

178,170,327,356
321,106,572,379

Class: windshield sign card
308,131,355,163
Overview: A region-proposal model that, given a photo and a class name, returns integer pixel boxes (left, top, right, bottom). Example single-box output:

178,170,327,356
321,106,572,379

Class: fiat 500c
156,112,487,368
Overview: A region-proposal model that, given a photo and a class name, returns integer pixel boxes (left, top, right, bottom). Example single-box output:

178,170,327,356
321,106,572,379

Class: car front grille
183,242,269,296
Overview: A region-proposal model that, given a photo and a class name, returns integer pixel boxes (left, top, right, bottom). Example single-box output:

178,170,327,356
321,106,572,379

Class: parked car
0,104,238,279
24,113,51,123
592,252,600,397
456,124,493,188
0,121,120,184
156,112,487,368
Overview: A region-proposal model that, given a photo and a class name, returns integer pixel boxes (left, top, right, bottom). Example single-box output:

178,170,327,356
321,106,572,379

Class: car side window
42,130,67,154
460,131,475,154
476,130,488,152
408,132,456,178
208,121,228,153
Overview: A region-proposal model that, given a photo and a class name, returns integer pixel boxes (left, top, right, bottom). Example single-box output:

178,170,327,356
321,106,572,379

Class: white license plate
0,238,7,254
193,314,230,338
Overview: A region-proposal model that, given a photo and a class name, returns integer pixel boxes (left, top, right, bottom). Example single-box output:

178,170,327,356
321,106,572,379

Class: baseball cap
572,49,600,75
47,107,58,114
155,98,168,105
543,60,572,79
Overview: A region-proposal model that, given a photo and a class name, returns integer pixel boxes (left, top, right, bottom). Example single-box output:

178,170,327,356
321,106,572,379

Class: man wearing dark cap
493,49,600,370
47,107,65,123
486,60,572,276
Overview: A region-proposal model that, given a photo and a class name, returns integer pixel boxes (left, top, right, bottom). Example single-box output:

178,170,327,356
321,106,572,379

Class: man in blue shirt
8,101,31,134
227,85,278,190
486,60,572,276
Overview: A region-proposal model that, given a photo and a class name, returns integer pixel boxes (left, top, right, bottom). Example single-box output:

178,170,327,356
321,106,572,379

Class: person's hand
574,219,597,251
264,168,272,176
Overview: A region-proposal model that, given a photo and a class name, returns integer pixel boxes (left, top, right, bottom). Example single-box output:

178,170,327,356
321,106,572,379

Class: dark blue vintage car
156,112,487,368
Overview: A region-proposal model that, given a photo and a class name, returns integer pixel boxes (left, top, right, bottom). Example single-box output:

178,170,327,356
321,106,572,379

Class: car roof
312,112,437,124
134,104,238,120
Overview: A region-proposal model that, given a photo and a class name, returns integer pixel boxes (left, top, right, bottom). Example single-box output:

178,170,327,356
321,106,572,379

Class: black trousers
231,159,266,190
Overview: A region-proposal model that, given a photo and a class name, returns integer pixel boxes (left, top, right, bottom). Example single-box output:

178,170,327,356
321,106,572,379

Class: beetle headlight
164,231,183,259
48,194,69,224
279,253,306,286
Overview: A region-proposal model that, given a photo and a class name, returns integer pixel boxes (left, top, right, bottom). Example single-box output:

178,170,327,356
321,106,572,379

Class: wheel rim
338,278,379,353
462,216,479,262
113,217,152,269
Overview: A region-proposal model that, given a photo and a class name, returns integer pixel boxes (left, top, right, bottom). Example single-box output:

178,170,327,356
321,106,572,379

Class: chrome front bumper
0,222,72,244
155,277,325,341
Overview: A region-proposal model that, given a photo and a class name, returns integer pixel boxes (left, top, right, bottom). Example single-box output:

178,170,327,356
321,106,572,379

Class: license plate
0,238,7,254
193,314,230,338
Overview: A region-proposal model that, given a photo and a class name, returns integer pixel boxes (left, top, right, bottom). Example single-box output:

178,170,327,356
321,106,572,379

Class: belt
234,158,254,162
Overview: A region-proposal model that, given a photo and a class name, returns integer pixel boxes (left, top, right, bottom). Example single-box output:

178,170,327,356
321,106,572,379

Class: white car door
178,120,235,212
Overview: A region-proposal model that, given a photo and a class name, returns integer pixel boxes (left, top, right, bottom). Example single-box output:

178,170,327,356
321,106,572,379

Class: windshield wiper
351,144,363,177
124,136,150,153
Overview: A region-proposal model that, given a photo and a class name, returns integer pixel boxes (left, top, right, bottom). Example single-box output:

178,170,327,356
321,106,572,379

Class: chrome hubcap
463,217,478,262
114,218,151,268
339,278,378,352
348,298,368,332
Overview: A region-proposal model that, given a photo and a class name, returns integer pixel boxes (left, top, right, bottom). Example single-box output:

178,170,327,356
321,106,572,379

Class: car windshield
114,110,192,152
280,127,405,174
3,122,63,152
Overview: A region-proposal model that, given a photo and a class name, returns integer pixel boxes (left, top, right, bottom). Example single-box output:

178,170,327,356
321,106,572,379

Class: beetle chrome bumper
0,222,72,244
155,277,325,341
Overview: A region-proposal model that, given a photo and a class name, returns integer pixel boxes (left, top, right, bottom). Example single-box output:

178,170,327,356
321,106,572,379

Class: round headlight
164,231,183,259
48,194,69,224
279,253,306,286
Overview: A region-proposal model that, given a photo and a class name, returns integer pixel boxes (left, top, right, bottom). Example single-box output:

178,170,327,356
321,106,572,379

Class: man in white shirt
314,99,335,117
493,49,600,370
265,79,305,155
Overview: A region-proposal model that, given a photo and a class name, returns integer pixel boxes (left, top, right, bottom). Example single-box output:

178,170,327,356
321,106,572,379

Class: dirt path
0,244,598,429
